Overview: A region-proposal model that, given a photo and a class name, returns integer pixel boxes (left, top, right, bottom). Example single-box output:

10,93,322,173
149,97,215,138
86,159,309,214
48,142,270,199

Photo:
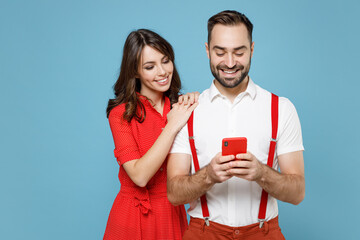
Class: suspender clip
204,217,210,226
189,136,194,140
270,138,277,142
259,219,265,228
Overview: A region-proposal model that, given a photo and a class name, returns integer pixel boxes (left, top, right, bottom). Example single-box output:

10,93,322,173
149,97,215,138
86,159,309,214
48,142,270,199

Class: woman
103,29,198,240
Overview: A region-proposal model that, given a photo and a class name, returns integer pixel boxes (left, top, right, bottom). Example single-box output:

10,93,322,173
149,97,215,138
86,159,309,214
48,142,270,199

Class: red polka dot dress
103,96,188,240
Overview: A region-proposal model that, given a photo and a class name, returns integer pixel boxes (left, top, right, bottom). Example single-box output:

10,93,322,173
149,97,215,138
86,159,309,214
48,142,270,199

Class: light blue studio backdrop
1,0,359,239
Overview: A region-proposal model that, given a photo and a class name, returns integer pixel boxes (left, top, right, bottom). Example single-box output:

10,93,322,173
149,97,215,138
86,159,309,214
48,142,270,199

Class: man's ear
250,41,254,58
205,42,210,59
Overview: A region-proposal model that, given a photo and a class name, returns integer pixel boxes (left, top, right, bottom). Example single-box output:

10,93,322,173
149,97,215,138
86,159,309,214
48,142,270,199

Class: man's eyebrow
213,46,225,51
212,45,248,51
234,46,247,51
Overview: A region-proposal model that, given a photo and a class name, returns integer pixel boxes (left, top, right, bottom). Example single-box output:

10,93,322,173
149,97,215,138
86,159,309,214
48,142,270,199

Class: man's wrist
204,165,215,188
256,163,267,184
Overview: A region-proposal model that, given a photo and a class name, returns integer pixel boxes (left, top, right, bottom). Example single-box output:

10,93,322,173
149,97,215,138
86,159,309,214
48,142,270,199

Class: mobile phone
222,137,247,156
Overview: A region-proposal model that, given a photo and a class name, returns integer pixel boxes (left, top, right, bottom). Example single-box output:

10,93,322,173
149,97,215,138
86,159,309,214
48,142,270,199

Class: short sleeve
108,106,141,165
170,123,192,155
276,97,304,156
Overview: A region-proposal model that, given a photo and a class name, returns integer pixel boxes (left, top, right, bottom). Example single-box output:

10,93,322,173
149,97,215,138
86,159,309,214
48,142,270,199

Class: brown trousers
182,216,285,240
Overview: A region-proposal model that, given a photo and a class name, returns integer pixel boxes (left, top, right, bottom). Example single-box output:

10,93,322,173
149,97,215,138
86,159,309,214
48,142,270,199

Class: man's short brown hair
207,10,253,44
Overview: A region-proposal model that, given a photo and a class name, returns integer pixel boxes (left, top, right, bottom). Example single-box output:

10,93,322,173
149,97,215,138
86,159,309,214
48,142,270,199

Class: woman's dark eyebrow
143,56,168,66
142,61,155,66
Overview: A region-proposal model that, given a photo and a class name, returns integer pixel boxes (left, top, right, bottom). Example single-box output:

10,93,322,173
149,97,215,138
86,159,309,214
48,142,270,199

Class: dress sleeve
276,97,304,156
108,106,141,165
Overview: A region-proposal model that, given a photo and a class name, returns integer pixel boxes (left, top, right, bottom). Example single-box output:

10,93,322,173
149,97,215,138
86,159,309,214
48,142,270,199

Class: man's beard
210,58,251,88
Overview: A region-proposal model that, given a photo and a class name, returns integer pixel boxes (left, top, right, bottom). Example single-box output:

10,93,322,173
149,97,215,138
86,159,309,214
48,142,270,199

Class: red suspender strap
187,112,210,225
258,93,279,228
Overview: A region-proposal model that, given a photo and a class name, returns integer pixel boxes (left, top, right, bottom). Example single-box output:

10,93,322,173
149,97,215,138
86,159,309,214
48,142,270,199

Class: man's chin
223,77,237,82
215,77,241,87
216,80,238,88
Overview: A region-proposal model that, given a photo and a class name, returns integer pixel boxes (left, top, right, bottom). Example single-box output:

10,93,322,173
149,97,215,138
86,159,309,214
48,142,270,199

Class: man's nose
224,54,236,68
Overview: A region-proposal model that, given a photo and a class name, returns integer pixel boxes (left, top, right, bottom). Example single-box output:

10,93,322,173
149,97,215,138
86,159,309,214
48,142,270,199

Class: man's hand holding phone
221,137,264,181
206,137,264,184
203,138,246,184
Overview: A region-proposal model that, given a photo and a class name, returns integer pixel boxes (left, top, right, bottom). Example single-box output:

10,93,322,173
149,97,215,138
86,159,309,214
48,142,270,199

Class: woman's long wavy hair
106,29,181,122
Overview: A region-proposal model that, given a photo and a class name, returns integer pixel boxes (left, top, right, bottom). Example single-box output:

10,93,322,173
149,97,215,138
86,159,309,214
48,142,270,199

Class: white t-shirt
170,78,304,227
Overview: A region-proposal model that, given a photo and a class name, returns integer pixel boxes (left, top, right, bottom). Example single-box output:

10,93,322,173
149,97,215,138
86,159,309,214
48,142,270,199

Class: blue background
1,0,359,239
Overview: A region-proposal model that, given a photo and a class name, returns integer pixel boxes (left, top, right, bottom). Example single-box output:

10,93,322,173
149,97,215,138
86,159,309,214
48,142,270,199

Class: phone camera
224,141,228,147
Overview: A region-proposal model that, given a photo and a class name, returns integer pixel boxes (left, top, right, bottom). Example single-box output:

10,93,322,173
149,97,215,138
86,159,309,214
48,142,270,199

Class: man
167,10,305,239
